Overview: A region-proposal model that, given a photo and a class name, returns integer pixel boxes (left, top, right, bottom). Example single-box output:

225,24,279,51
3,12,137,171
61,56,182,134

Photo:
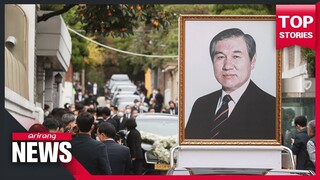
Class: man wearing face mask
149,89,164,110
140,92,149,106
109,105,120,132
75,91,84,103
149,88,157,100
101,107,118,133
119,105,132,131
133,99,141,112
92,82,99,97
44,104,50,117
117,109,126,130
124,105,132,119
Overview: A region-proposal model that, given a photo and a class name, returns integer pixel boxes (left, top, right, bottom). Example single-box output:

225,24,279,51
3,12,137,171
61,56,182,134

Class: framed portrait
179,15,281,145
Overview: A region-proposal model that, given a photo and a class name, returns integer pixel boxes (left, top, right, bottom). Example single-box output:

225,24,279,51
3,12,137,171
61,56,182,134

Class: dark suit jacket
106,116,120,132
71,134,112,175
291,128,314,170
141,96,150,105
166,108,178,115
111,114,121,132
119,116,129,130
75,93,84,102
185,80,276,139
126,129,143,159
103,140,131,175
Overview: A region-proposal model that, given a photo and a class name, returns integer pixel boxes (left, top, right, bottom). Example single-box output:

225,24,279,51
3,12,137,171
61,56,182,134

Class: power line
67,27,178,59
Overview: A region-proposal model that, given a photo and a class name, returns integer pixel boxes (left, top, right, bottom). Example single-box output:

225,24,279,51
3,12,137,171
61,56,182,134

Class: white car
117,101,135,110
111,85,137,98
136,113,178,137
110,81,134,95
113,94,140,107
108,74,131,89
135,113,178,174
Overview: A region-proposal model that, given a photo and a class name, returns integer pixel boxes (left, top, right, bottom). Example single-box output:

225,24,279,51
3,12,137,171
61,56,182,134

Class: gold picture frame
179,15,281,145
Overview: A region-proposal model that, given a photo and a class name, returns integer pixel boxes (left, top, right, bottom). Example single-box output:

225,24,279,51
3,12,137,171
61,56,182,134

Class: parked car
135,113,178,174
111,85,137,99
110,81,134,95
114,85,137,93
108,74,131,89
113,94,140,107
117,101,135,110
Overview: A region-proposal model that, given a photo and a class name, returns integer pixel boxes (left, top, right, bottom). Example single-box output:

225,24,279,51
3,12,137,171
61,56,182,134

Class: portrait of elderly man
185,28,275,139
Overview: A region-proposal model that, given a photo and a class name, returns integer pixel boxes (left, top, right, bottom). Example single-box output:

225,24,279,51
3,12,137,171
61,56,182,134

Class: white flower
140,131,178,164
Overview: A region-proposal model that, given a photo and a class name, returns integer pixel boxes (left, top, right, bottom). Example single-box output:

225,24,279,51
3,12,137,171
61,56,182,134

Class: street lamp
54,73,63,91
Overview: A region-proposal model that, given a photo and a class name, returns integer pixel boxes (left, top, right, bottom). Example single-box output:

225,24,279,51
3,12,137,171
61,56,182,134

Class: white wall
20,4,36,104
60,81,75,107
176,146,283,169
5,5,39,130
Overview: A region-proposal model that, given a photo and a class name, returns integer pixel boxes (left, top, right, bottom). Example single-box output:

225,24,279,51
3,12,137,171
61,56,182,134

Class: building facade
4,4,72,129
281,46,315,147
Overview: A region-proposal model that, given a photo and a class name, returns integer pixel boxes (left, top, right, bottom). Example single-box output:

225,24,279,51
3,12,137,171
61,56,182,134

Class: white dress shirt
215,79,251,116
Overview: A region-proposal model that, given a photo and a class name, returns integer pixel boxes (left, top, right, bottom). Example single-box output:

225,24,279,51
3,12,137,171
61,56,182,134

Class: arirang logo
12,133,72,163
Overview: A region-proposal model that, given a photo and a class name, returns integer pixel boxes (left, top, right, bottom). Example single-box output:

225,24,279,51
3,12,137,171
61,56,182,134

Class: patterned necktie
211,94,232,138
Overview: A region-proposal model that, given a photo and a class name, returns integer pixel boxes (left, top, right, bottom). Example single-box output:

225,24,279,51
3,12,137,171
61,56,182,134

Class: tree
302,48,316,77
110,5,217,78
215,4,275,15
39,4,175,83
114,4,275,76
39,4,276,84
38,4,174,38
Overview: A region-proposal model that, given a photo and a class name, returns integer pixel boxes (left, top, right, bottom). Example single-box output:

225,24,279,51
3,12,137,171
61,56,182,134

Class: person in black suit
290,116,315,171
84,92,99,108
185,28,275,139
149,88,164,112
110,105,121,132
97,122,132,175
126,118,144,175
101,106,119,132
75,91,84,103
165,100,178,115
139,92,149,106
70,112,112,175
119,105,132,130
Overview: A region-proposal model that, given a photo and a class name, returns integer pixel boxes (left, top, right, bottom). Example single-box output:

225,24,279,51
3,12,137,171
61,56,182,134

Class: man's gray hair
209,28,256,62
307,120,316,134
62,113,76,126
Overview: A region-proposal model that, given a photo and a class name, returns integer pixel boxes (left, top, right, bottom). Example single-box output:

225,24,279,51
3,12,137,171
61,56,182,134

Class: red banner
12,132,72,141
276,5,316,49
317,3,320,53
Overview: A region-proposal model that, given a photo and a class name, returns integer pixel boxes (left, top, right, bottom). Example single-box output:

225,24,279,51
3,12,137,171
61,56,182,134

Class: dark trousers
132,159,144,175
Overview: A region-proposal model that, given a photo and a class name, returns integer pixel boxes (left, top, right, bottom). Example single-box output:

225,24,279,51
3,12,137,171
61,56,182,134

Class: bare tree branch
37,4,77,23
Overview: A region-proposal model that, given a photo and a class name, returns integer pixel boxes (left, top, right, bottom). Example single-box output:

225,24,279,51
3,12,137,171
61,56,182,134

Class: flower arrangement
140,131,178,164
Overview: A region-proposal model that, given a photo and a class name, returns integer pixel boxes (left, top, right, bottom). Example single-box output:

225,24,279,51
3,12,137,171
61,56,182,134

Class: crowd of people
32,79,317,174
289,115,316,172
31,103,142,175
29,80,179,175
282,108,316,172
